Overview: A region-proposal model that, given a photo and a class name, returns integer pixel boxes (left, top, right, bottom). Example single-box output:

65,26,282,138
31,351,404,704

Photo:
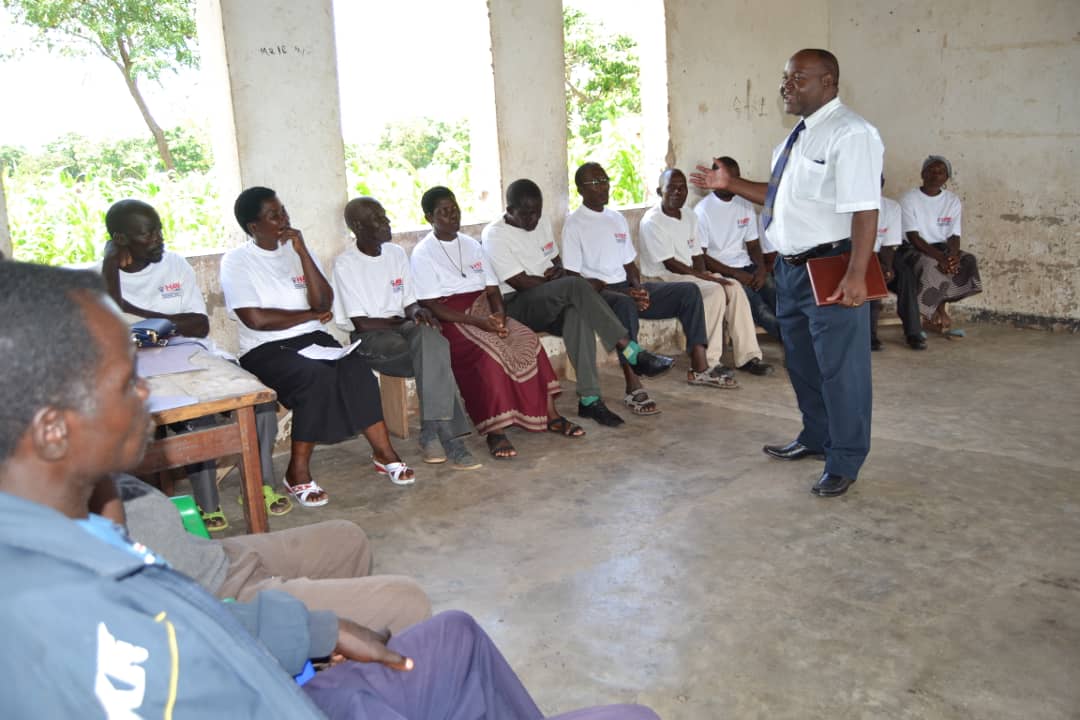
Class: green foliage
345,117,478,229
563,6,646,205
5,126,220,266
2,0,198,79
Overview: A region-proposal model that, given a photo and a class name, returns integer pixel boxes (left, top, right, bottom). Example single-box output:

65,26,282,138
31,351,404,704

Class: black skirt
240,330,383,444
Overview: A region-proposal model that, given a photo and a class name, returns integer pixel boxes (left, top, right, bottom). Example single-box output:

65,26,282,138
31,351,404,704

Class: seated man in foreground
105,473,431,634
639,168,773,380
482,178,673,425
0,260,659,720
100,198,289,529
333,196,480,469
563,162,730,406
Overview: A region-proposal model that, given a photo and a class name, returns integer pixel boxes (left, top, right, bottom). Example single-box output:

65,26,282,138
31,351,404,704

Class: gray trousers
503,276,628,399
351,321,472,438
185,401,279,512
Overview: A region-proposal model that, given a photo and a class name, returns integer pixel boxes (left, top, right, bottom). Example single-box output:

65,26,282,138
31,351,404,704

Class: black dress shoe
738,357,774,376
763,440,826,461
870,335,883,352
906,334,927,350
630,349,675,378
578,399,625,427
811,471,857,497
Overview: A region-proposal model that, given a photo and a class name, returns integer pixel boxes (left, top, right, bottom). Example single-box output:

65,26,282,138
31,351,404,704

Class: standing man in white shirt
482,179,674,426
564,162,728,413
694,156,780,340
639,168,772,381
692,49,884,498
100,199,289,529
332,197,480,469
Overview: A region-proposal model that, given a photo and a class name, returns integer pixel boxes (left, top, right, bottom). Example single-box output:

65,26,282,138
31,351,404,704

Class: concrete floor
215,322,1080,719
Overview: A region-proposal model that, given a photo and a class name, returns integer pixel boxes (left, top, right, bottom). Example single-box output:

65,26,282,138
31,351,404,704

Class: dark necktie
760,119,806,230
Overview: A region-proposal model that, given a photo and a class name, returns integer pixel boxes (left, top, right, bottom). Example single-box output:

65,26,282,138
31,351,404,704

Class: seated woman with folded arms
897,155,982,338
411,186,585,460
220,186,415,505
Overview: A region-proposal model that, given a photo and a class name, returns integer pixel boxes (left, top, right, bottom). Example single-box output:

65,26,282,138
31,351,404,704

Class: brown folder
806,252,889,306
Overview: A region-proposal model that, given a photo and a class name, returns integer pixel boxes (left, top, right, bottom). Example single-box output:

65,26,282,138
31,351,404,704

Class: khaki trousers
217,520,432,634
656,273,762,367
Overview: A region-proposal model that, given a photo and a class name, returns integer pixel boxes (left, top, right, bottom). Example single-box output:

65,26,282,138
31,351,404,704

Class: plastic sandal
236,485,294,516
687,370,739,389
373,458,416,486
623,389,662,416
199,506,229,533
282,477,329,507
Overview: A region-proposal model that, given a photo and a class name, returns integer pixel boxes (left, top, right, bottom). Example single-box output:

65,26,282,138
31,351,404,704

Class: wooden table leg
237,405,269,534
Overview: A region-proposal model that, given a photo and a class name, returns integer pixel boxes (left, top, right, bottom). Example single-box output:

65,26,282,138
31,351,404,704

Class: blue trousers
774,245,872,479
739,263,780,339
601,281,707,356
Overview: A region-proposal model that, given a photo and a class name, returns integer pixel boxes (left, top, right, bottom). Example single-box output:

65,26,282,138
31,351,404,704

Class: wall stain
999,213,1065,227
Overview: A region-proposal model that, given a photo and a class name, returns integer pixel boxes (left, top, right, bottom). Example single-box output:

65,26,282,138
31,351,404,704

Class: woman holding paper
221,186,415,506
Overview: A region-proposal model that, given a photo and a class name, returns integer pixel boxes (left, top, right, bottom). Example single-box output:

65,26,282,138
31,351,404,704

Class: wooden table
134,346,277,534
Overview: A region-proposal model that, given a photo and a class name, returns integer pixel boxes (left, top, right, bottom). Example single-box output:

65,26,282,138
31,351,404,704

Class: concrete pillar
487,0,569,229
0,175,11,259
662,0,827,185
197,0,348,262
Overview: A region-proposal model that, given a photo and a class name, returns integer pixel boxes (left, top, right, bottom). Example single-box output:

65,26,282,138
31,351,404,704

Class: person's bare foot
486,432,517,459
284,464,328,504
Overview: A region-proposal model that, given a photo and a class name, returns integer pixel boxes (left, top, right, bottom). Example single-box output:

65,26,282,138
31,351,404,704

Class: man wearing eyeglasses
691,49,884,498
563,162,728,419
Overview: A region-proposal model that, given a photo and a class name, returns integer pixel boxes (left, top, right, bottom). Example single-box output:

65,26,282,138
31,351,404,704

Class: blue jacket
0,492,334,718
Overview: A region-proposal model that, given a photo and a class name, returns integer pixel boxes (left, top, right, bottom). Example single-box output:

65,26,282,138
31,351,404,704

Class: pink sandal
373,458,416,486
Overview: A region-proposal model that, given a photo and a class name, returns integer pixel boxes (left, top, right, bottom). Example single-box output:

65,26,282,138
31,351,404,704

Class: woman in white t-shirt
221,187,415,505
412,187,583,460
898,156,982,336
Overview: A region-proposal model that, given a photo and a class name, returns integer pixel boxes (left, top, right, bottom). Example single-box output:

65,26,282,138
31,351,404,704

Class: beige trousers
217,520,432,634
657,272,762,367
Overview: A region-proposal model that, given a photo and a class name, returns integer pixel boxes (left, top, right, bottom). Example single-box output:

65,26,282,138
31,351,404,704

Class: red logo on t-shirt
159,281,182,299
390,277,404,293
737,217,751,228
614,232,627,243
470,261,484,273
542,241,555,254
292,275,306,289
937,216,952,226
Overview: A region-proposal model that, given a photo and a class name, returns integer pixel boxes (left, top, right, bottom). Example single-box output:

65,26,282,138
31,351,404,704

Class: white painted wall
488,0,570,230
831,0,1080,320
0,176,11,259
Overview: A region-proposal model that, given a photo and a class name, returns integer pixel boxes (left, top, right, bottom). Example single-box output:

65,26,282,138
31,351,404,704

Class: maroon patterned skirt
439,290,560,434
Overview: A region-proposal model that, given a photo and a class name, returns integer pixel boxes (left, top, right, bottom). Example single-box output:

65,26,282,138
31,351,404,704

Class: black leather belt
782,240,846,266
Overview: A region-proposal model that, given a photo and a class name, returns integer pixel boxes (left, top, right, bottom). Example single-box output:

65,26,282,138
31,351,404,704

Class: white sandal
282,477,329,508
373,458,416,486
623,389,662,416
687,370,739,389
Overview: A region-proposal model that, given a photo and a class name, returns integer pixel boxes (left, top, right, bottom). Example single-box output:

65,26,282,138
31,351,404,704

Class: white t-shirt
638,205,701,278
112,251,207,316
899,187,962,245
410,232,497,299
331,243,416,330
875,197,903,252
220,241,327,357
480,215,560,295
693,193,759,268
765,97,884,256
561,206,637,284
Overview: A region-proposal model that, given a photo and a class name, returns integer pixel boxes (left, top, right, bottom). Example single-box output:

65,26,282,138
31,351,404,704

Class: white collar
803,96,843,130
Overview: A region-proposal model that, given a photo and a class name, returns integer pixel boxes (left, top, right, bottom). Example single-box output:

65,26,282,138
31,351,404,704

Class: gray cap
922,155,952,178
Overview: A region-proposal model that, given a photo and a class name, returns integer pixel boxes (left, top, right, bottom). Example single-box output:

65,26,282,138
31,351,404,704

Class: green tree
377,118,470,171
563,7,641,144
563,7,645,204
2,0,198,171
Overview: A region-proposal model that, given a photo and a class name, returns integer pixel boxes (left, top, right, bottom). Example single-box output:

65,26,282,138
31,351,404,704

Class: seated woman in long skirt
410,186,585,459
220,186,415,505
897,155,982,338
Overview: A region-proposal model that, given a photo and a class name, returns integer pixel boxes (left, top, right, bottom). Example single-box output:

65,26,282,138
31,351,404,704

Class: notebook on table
806,253,889,306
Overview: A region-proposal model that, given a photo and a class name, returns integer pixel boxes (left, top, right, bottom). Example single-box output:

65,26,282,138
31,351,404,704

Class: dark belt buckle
784,250,812,266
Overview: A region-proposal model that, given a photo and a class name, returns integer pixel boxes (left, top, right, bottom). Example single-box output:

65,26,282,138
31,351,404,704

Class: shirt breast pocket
791,156,830,202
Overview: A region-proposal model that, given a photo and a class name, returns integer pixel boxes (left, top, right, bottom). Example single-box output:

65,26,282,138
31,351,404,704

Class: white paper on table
297,337,363,361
